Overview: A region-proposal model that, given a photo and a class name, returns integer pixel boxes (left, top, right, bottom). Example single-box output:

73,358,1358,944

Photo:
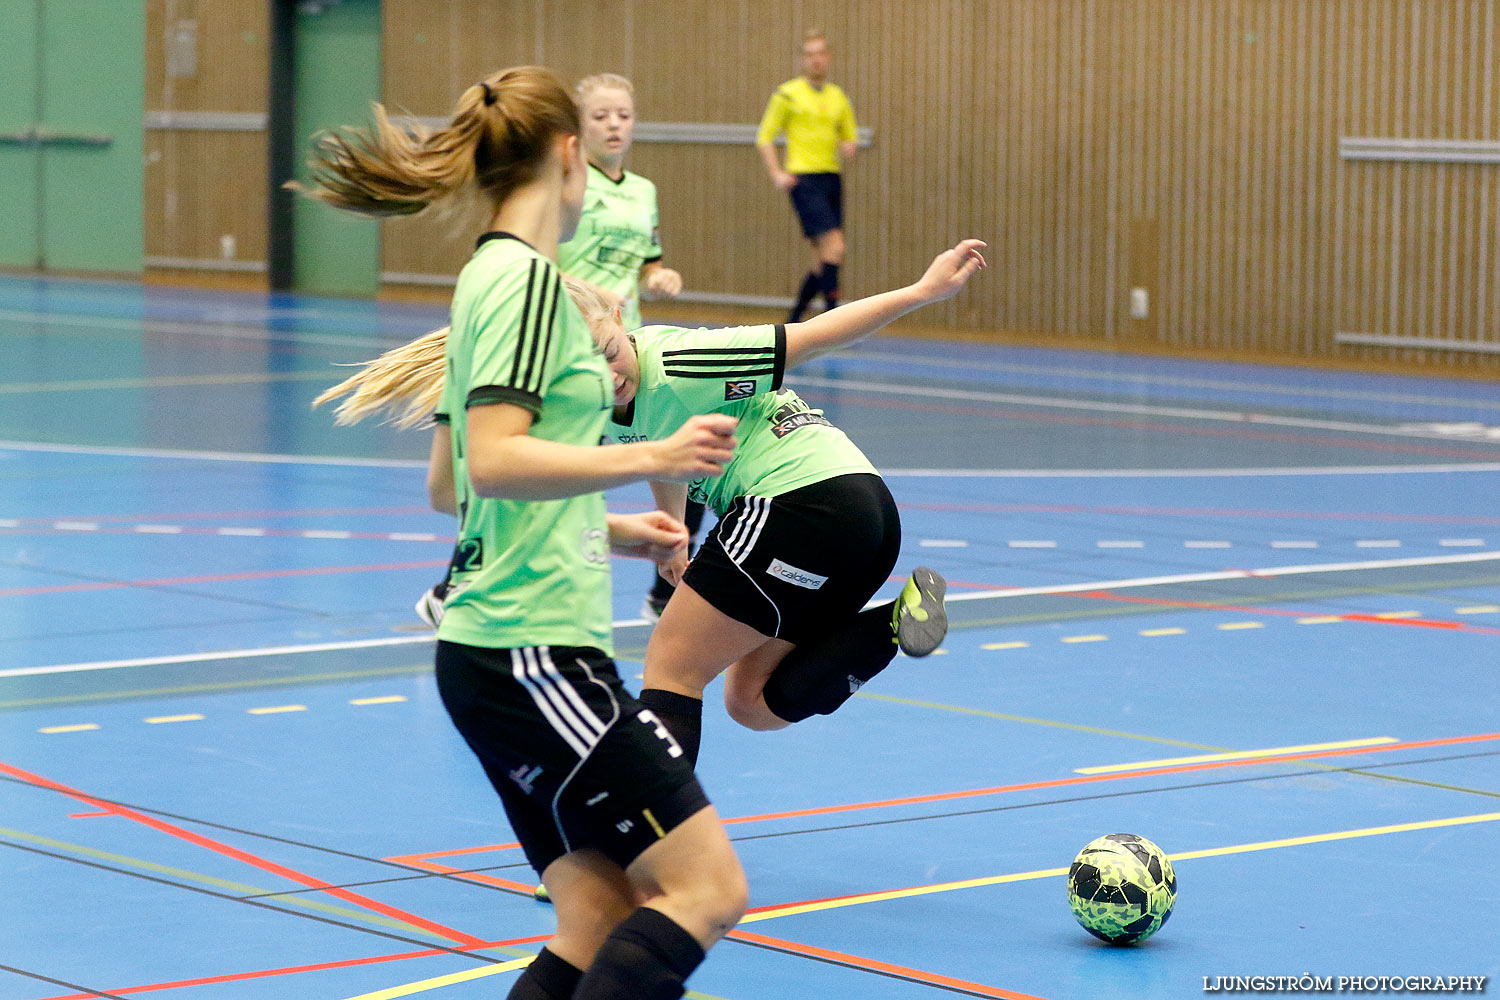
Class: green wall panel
292,0,381,296
0,2,41,268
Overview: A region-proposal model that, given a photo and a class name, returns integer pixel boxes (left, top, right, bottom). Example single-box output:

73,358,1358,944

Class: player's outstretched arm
607,510,689,562
465,405,737,501
783,240,986,368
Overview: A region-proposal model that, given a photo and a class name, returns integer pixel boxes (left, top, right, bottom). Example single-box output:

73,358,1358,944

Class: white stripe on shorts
736,496,773,563
510,648,595,758
718,496,758,562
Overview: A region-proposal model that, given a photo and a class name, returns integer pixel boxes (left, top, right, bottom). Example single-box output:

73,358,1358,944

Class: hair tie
478,81,497,106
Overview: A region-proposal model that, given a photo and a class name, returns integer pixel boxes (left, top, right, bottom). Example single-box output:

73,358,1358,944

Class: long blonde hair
289,66,581,217
313,279,612,428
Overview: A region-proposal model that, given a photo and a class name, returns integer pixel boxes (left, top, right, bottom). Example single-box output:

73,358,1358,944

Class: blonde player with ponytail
297,67,746,1000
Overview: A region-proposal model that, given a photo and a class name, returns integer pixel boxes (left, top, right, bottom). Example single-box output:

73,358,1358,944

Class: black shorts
682,474,900,646
789,172,843,238
435,641,709,874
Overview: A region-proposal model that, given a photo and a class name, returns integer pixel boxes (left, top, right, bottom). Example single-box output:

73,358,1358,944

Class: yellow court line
351,696,409,705
1456,604,1500,614
740,810,1500,924
1139,627,1185,637
1061,634,1108,643
39,723,99,734
144,714,204,724
1373,610,1421,619
340,957,533,1000
247,705,307,715
981,641,1029,650
1073,736,1399,774
1296,616,1342,625
1216,621,1264,630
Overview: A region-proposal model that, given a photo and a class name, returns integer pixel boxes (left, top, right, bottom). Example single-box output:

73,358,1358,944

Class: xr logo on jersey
724,379,757,400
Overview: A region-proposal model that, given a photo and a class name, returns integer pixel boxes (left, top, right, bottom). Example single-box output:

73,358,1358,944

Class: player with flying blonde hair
298,65,746,1000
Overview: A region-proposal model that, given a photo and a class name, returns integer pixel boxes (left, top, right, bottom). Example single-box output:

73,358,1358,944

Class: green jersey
603,324,878,515
557,164,663,330
436,232,616,653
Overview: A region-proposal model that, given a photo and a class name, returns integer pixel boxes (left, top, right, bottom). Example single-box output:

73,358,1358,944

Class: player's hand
653,414,737,481
912,239,987,303
657,548,689,587
607,511,689,562
644,267,683,298
773,171,798,192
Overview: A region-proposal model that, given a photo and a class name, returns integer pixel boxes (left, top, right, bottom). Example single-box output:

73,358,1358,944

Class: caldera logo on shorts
766,558,828,590
724,379,757,400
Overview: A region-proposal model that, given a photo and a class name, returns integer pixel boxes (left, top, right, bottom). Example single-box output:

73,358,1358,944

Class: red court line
0,559,448,598
0,760,487,949
10,505,434,525
30,932,553,1000
727,929,1049,999
1079,590,1500,636
0,524,454,543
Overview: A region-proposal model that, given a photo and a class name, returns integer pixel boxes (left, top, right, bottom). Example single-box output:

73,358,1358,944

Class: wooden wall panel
145,0,270,280
376,0,1500,364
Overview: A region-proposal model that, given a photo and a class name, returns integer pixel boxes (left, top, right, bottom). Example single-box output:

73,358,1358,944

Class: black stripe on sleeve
660,355,775,369
662,368,778,381
660,346,779,358
432,412,451,425
508,260,540,389
772,324,786,391
520,267,559,397
642,254,663,265
466,385,542,415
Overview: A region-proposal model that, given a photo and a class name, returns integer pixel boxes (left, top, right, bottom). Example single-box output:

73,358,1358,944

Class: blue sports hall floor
2,274,1497,999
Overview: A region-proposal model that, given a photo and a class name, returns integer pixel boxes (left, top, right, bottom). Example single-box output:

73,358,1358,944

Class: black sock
506,948,582,1000
818,262,840,309
572,907,705,1000
789,270,820,321
761,602,898,723
638,688,704,768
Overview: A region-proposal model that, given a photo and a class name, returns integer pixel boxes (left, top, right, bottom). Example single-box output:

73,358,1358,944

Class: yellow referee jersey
755,77,857,175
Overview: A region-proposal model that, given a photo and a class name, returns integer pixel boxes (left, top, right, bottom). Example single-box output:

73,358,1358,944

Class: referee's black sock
789,270,820,322
505,947,581,1000
572,907,705,1000
761,602,899,723
818,262,840,310
638,687,703,768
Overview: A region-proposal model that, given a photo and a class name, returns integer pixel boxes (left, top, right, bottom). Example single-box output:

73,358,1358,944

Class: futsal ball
1066,833,1176,944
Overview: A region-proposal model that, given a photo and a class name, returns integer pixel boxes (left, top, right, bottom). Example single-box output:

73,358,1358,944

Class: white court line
943,549,1500,603
1075,737,1400,774
0,618,654,679
848,350,1500,412
881,463,1500,477
791,376,1500,444
6,438,1500,477
0,308,404,351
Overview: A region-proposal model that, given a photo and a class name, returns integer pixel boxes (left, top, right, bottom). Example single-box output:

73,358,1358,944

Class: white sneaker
415,585,447,628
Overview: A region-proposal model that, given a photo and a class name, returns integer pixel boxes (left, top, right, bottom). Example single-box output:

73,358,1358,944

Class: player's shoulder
619,169,658,196
775,77,805,98
826,81,853,103
455,235,552,301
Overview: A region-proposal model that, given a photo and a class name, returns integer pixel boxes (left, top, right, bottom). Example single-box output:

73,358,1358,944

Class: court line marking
1074,737,1400,774
30,935,549,1000
847,349,1500,412
0,557,448,599
738,811,1500,923
1075,590,1500,636
0,371,340,395
944,549,1500,603
0,759,488,949
363,806,1500,1000
7,438,1500,476
881,463,1500,477
388,731,1500,868
792,375,1500,445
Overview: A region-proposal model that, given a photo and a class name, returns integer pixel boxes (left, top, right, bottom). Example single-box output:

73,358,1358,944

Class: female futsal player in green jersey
575,240,986,767
296,66,745,1000
558,72,702,621
558,73,682,332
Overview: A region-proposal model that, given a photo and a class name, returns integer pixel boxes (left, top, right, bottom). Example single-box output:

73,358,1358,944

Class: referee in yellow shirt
756,29,858,322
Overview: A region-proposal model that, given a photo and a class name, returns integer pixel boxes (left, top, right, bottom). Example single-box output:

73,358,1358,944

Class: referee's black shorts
682,473,901,646
788,172,843,238
435,641,709,874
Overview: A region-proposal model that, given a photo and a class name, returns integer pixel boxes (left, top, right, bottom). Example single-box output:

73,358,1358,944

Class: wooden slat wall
144,0,270,282
378,0,1498,362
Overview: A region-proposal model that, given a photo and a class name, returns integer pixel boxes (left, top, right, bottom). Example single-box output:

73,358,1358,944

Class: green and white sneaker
893,567,948,657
